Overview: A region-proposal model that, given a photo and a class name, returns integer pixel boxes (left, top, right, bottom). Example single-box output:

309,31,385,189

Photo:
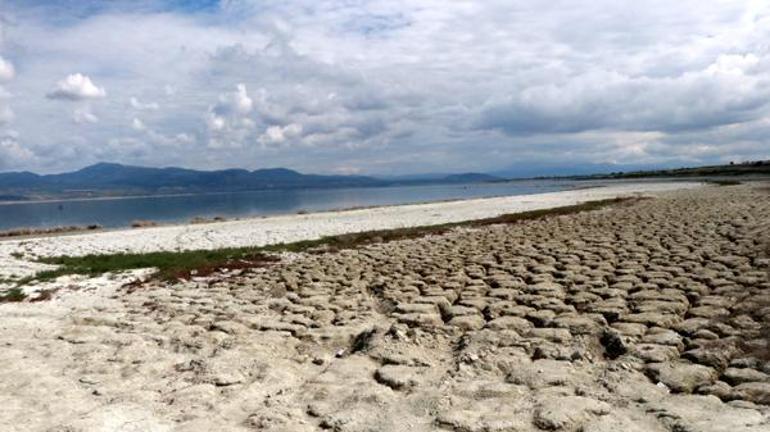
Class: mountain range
0,163,501,200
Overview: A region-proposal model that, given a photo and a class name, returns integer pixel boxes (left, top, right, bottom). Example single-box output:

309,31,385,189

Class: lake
0,179,605,231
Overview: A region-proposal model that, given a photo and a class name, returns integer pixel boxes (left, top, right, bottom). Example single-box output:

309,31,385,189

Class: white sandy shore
0,182,702,279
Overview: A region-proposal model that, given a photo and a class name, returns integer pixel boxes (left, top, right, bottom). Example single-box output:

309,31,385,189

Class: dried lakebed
1,183,770,431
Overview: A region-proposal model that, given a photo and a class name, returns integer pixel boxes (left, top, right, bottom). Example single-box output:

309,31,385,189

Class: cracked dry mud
2,184,770,431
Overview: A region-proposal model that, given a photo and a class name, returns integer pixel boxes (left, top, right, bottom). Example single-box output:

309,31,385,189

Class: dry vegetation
0,224,101,239
130,220,160,228
189,216,226,224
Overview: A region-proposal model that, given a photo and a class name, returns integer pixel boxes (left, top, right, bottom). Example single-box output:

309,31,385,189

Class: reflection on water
0,180,589,230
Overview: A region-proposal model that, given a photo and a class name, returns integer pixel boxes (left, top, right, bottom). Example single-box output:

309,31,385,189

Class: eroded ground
2,184,769,431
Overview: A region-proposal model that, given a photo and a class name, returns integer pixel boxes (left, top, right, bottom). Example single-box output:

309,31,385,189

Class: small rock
623,312,680,328
552,314,605,335
721,367,769,386
695,380,732,400
672,317,711,336
600,330,627,360
534,395,611,431
730,382,770,405
582,410,667,432
646,362,717,393
693,329,720,340
631,344,680,363
395,312,443,328
78,376,101,385
374,365,422,390
527,309,557,327
505,359,576,388
448,315,485,331
687,305,730,319
212,371,244,387
528,328,572,344
726,399,761,410
641,328,684,352
682,347,733,370
611,322,648,338
209,320,246,335
486,316,533,332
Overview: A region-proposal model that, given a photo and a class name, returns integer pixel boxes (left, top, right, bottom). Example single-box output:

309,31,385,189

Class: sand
2,182,770,432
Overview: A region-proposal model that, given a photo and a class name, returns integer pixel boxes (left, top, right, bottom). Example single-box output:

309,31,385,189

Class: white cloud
0,85,12,125
0,104,13,125
232,84,253,115
0,57,15,126
205,85,255,133
203,84,258,147
47,73,107,100
213,83,253,116
0,136,35,169
73,107,99,124
331,165,363,175
173,133,194,144
258,123,303,146
129,97,159,110
205,112,226,131
0,56,14,82
146,129,195,148
706,54,760,76
476,54,770,135
132,117,146,130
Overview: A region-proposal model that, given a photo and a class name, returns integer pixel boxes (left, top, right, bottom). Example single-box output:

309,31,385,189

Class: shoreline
0,182,604,239
0,181,702,279
0,178,578,207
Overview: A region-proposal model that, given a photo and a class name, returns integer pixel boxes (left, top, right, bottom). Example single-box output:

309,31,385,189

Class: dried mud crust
2,184,770,431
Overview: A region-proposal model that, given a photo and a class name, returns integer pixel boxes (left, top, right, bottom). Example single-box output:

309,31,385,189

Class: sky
0,0,769,175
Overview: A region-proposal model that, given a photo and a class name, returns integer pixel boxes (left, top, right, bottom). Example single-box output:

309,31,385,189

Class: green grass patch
705,179,742,186
22,197,639,284
28,249,281,283
0,288,27,303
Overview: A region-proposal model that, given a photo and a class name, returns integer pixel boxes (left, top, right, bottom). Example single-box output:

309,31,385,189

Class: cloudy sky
0,0,769,175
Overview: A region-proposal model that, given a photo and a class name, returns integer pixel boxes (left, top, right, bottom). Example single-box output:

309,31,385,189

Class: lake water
0,179,603,231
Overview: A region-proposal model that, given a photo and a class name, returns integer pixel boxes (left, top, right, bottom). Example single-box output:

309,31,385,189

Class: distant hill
440,173,500,183
384,172,501,185
570,160,770,180
0,163,503,201
492,160,770,180
0,163,384,198
491,162,666,179
0,171,42,188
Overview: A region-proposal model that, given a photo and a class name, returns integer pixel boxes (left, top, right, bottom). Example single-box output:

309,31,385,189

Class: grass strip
21,197,639,284
0,288,27,303
704,179,742,186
